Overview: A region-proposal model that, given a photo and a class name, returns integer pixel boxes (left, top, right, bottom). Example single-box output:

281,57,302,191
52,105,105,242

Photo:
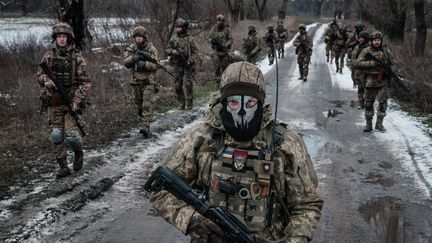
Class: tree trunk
226,0,240,23
58,0,91,51
20,0,28,16
312,0,323,18
165,0,181,47
414,0,427,56
239,0,245,20
254,0,267,21
278,0,288,20
384,0,406,42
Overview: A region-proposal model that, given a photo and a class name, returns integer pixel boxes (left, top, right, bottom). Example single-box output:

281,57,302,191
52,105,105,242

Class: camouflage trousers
325,43,333,60
354,70,366,106
131,82,156,126
364,86,389,120
48,105,83,159
267,47,275,64
173,65,194,104
332,48,346,70
276,39,285,58
297,53,310,78
212,54,230,85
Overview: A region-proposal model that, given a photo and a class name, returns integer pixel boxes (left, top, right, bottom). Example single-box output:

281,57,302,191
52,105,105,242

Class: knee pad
65,130,82,149
364,101,374,111
378,102,387,113
51,128,64,145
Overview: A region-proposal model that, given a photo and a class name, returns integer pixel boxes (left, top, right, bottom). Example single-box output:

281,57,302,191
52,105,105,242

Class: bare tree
254,0,267,21
312,0,324,18
414,0,427,56
278,0,288,19
225,0,241,22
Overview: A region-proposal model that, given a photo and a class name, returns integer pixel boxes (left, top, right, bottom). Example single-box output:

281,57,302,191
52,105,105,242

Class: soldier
331,23,348,74
149,61,323,243
166,18,199,110
275,21,288,58
324,20,338,63
346,21,366,87
351,31,370,109
36,22,91,178
242,24,261,65
123,26,159,138
208,14,233,85
263,25,277,65
293,24,313,82
357,31,394,132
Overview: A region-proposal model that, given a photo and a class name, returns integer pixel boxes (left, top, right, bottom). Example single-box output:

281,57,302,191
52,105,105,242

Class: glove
133,54,143,62
44,79,57,91
186,212,224,240
171,49,179,56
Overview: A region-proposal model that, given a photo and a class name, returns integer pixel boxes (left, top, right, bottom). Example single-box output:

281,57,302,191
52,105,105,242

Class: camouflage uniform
166,19,199,110
123,26,159,137
346,21,365,87
293,24,313,82
150,62,323,243
357,31,394,132
275,21,288,59
264,26,276,65
208,14,233,84
324,21,338,63
243,25,261,65
36,22,91,178
351,31,370,109
331,23,348,73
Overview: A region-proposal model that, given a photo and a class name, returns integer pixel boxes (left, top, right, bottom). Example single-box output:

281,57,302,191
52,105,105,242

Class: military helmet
52,22,74,39
248,24,256,32
216,14,225,22
358,31,370,40
132,26,149,39
267,25,274,30
298,24,306,30
277,21,283,25
355,21,365,29
220,61,266,104
175,18,189,28
371,31,383,40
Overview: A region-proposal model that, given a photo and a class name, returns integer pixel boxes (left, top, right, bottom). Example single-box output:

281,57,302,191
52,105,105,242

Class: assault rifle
211,38,229,55
133,50,175,77
365,52,409,92
39,61,86,136
144,166,258,243
172,48,197,83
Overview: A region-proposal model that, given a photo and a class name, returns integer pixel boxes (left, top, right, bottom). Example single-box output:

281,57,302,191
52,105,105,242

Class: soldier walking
263,25,276,65
332,23,348,74
243,24,261,65
166,18,199,110
208,14,233,85
357,31,394,132
324,20,338,63
36,22,91,178
293,24,313,82
149,61,323,243
346,21,366,87
275,21,288,58
351,31,370,109
123,26,159,138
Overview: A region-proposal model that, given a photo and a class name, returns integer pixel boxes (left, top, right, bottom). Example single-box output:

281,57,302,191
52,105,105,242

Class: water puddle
363,172,395,187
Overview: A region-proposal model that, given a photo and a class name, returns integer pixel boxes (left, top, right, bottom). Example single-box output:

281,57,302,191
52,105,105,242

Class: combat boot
363,119,373,132
56,157,71,178
73,149,84,172
186,99,193,110
140,124,151,138
303,76,307,82
336,67,339,73
375,116,386,131
326,55,329,63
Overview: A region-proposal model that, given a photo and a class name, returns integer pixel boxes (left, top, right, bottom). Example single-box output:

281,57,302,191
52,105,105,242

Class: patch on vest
233,150,248,171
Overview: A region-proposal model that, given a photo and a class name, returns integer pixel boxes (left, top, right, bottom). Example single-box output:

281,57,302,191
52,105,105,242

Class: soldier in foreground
275,21,288,58
263,25,276,65
149,61,323,243
357,31,394,132
243,24,261,65
351,31,370,109
208,14,233,85
36,22,91,178
293,24,313,82
166,18,199,110
123,26,159,138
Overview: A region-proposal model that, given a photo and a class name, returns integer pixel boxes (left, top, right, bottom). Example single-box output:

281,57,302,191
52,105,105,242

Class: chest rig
50,48,77,87
208,125,286,232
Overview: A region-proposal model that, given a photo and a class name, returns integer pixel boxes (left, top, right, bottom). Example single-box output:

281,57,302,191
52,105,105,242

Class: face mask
220,95,263,142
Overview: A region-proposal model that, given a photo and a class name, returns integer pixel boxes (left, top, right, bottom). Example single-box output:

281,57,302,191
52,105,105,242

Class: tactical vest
208,124,287,232
50,48,77,87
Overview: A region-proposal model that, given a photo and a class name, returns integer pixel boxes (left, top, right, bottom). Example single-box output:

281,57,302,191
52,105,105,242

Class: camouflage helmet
354,21,365,29
298,24,306,30
216,14,225,22
358,31,370,40
220,61,266,104
52,22,74,39
132,26,149,39
175,18,189,28
247,24,256,32
371,31,383,40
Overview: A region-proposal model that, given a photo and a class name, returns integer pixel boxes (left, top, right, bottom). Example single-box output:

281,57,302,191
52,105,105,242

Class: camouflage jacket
332,31,348,51
208,25,233,56
357,46,394,88
243,32,261,57
166,33,199,67
276,25,288,41
123,41,159,84
324,26,337,44
36,45,91,107
149,96,323,242
293,33,313,55
345,32,358,55
264,31,277,48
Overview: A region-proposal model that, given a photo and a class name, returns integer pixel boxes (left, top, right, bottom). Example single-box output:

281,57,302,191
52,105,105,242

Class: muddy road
1,23,432,243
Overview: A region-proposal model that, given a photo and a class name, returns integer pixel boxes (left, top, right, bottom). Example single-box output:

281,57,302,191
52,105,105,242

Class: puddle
379,161,393,169
358,196,406,243
363,172,395,187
